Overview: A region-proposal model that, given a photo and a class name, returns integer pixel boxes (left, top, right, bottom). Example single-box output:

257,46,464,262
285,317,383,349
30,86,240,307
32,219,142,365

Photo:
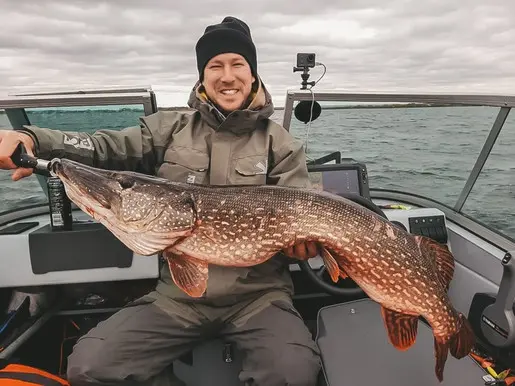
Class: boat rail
0,86,157,116
0,88,513,249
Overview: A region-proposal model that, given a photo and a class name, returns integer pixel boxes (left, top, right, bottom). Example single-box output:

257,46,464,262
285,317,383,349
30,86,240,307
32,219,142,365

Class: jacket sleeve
266,123,311,188
17,111,182,175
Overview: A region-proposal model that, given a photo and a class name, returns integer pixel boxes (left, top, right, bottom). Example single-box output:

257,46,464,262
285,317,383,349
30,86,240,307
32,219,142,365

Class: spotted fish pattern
53,158,475,382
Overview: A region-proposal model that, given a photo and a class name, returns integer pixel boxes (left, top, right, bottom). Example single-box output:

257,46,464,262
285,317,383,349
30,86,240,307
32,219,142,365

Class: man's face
202,53,256,113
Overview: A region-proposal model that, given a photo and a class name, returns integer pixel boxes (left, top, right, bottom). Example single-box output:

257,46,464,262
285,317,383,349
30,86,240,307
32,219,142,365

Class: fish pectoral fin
320,247,341,283
164,251,208,298
433,337,449,382
380,306,419,351
415,235,455,291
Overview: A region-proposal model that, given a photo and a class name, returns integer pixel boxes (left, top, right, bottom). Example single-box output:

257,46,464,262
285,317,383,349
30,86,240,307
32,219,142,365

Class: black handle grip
10,143,51,175
11,144,37,169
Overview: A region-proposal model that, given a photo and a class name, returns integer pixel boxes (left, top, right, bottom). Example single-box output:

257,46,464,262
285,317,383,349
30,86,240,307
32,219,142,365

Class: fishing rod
10,144,70,231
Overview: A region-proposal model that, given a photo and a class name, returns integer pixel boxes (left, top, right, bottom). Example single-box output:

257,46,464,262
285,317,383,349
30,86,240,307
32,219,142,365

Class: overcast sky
1,1,514,107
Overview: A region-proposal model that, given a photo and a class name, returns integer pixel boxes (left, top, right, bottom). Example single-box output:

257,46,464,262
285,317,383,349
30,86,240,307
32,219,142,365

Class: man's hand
282,241,319,260
0,130,36,181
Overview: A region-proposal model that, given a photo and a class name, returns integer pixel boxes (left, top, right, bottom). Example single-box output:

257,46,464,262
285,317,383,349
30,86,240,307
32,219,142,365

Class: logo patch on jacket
254,160,267,175
63,134,94,151
187,174,196,184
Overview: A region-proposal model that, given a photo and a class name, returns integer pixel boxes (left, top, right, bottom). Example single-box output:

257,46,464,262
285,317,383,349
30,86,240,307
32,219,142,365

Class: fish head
50,158,196,255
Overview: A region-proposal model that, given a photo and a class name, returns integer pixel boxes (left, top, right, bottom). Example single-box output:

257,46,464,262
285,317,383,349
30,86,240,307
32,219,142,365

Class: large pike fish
50,158,475,382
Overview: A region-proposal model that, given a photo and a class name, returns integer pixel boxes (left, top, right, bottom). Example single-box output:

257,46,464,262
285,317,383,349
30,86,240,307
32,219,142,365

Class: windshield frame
0,86,158,218
0,86,156,115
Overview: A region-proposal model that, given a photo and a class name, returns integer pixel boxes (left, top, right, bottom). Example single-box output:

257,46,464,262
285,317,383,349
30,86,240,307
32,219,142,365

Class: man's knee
244,342,320,386
271,344,321,385
235,299,322,385
66,336,113,385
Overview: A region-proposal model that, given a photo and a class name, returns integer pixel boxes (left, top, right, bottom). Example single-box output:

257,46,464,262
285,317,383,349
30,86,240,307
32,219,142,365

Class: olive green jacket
20,79,310,306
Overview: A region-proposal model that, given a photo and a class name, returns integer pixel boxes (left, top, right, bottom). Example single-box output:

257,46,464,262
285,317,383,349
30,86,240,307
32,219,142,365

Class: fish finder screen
309,169,362,197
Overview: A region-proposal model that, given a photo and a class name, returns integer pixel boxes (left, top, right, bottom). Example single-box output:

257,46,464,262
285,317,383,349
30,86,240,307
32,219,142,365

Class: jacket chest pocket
230,154,268,185
160,147,210,184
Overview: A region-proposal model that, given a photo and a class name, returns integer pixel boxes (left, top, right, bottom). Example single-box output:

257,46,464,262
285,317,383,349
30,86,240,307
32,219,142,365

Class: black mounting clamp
293,66,316,90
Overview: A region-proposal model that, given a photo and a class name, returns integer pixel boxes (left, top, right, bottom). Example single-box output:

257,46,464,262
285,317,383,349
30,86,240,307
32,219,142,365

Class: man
0,16,321,386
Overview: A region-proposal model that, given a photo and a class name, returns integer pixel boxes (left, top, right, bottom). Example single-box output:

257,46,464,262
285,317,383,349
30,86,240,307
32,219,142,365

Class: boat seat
172,337,328,386
172,339,244,386
316,298,488,386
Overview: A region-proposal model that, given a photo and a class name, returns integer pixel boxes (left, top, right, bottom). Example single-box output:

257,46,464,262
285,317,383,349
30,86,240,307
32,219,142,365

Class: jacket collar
187,76,275,135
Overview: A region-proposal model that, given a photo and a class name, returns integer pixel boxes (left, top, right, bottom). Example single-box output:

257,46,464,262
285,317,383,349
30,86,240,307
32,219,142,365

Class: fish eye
117,176,135,189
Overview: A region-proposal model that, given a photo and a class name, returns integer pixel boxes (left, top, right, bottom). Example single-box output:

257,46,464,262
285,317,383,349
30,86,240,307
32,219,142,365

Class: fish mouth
51,158,121,214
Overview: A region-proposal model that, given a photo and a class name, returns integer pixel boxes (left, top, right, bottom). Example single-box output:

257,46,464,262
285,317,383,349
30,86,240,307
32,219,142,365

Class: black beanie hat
195,16,257,81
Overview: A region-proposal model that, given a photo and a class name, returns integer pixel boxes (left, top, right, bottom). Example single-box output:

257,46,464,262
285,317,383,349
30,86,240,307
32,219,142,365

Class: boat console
0,210,159,288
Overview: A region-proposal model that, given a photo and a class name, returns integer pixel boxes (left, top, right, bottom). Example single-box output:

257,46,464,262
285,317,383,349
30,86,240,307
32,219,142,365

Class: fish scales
189,186,328,265
52,158,476,382
183,186,457,331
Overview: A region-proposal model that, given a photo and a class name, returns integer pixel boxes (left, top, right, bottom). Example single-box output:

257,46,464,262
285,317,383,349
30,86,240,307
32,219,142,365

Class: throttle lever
480,251,515,348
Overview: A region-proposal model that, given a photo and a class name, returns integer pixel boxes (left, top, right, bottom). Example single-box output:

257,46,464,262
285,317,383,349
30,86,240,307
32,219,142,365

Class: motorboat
0,82,513,385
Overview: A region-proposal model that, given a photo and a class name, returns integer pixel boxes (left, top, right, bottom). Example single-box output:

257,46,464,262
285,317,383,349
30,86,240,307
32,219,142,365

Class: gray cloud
1,0,514,106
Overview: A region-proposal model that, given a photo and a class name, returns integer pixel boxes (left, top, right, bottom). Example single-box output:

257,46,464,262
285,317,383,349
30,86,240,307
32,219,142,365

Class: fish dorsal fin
415,236,455,291
164,251,209,298
380,306,419,351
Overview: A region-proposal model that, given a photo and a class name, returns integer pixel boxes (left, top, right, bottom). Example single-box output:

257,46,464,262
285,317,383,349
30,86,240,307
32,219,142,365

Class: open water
0,105,513,239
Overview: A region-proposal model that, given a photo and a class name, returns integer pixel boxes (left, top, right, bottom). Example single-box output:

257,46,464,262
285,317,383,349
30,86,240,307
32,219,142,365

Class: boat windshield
282,92,514,242
0,87,156,215
0,88,513,243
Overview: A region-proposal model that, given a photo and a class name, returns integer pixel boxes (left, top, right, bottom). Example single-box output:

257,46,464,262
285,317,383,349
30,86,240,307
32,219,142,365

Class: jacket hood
187,76,275,135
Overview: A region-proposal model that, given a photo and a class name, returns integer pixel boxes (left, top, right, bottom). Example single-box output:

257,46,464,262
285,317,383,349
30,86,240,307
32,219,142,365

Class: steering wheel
297,193,389,297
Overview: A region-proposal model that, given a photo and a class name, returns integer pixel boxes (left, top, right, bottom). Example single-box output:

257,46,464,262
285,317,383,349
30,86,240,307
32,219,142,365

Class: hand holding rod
10,144,52,176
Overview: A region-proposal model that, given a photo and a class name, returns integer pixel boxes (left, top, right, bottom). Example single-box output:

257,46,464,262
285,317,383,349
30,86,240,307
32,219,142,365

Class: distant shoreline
0,103,465,114
157,103,459,111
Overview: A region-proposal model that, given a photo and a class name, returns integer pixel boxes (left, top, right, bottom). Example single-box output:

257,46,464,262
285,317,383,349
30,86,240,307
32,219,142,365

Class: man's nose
220,66,236,82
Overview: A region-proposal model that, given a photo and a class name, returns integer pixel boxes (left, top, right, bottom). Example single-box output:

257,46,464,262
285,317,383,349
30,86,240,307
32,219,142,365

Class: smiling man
0,16,321,386
195,17,258,114
65,16,322,386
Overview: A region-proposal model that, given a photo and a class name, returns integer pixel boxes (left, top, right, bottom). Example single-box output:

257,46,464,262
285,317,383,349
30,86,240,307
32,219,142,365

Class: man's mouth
220,89,238,96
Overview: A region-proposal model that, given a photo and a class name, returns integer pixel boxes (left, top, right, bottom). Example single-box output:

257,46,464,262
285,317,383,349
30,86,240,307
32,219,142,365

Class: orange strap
0,364,69,386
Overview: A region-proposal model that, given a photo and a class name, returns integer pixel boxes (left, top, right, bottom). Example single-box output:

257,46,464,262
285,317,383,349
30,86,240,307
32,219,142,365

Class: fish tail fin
433,337,449,382
449,313,476,359
433,313,476,382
